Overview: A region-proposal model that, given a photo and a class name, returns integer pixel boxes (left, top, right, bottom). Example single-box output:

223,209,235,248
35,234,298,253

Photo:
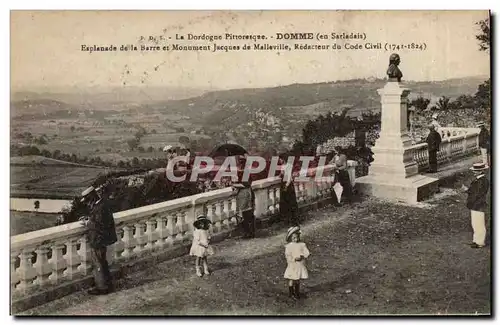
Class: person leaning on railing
79,186,117,295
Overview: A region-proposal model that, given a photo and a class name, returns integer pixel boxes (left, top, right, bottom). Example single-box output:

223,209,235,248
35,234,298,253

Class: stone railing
439,127,479,139
410,129,480,172
11,162,357,311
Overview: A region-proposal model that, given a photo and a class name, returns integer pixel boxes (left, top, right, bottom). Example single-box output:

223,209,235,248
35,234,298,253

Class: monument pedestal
356,81,438,203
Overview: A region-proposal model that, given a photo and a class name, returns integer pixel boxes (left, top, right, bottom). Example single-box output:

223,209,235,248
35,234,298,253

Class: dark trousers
90,246,112,291
242,210,256,238
428,150,438,172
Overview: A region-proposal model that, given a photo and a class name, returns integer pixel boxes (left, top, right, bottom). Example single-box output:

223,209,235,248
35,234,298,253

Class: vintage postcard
10,10,491,316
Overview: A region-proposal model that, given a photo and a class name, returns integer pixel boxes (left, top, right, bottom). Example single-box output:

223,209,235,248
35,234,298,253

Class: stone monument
356,54,439,203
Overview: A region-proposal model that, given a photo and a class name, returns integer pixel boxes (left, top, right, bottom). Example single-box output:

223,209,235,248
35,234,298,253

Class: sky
10,10,490,91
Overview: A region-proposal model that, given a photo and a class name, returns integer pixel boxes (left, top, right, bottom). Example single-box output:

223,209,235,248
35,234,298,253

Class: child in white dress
284,226,310,299
190,215,214,277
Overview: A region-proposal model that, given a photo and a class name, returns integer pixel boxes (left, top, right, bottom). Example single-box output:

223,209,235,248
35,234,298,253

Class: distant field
11,164,110,199
10,211,60,236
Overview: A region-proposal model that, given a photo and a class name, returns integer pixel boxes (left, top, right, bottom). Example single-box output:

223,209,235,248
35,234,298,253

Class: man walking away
426,125,442,173
477,122,490,167
462,163,490,248
80,186,118,295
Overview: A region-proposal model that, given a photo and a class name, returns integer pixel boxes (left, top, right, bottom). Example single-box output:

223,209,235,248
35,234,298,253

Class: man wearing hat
431,113,441,132
80,185,118,295
462,163,490,248
477,122,490,167
425,124,442,173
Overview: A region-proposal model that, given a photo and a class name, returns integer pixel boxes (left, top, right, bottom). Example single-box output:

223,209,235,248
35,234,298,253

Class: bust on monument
387,53,403,82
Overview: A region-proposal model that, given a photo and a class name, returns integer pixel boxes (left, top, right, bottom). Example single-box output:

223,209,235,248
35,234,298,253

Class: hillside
153,76,487,128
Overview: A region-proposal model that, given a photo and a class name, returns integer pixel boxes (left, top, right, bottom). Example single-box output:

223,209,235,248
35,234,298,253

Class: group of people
426,118,490,173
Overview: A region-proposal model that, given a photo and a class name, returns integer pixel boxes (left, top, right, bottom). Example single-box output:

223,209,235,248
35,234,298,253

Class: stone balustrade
11,162,356,310
410,129,480,172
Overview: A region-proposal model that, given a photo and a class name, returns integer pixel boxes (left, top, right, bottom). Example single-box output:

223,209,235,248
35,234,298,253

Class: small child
190,215,214,277
284,226,310,299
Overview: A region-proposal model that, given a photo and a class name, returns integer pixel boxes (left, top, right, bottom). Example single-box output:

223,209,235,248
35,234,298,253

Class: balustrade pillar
133,222,147,254
144,219,157,251
33,247,52,286
77,236,92,275
121,225,135,258
48,243,66,283
155,216,168,249
63,239,80,279
17,250,36,292
11,252,20,291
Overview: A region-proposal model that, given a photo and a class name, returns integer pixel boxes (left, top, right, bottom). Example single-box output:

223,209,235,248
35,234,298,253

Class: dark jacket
426,130,442,152
467,175,490,212
87,200,118,248
478,128,490,151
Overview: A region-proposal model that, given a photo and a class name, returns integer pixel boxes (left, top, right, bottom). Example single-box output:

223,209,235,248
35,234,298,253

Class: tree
127,138,139,151
178,135,190,145
41,149,51,157
476,18,490,52
138,146,145,153
132,157,140,167
70,125,75,132
147,146,154,153
151,129,157,134
409,96,431,111
475,79,490,109
436,96,450,110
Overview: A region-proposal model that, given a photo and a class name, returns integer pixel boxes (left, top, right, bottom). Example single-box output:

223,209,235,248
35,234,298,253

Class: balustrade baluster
268,187,276,215
17,249,37,292
213,201,223,233
48,243,66,283
63,239,80,279
33,247,51,287
144,219,157,251
155,215,168,249
121,225,135,258
222,199,230,230
175,212,186,243
112,228,125,261
77,236,92,275
165,215,175,247
133,222,147,254
230,197,238,224
11,252,20,291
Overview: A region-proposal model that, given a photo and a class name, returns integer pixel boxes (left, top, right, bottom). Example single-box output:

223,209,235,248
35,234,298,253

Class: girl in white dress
284,226,310,299
190,215,214,277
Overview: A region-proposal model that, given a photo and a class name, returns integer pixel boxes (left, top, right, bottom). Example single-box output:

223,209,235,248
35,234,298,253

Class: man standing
80,186,118,295
426,125,442,173
477,122,490,166
462,163,490,248
233,178,256,239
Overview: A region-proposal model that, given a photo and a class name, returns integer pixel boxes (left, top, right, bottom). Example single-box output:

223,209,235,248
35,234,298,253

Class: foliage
476,18,490,52
409,96,431,111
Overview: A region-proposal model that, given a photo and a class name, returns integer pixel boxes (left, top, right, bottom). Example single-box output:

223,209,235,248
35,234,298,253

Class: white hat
470,162,488,171
432,113,438,119
163,145,173,152
80,186,95,201
286,226,301,242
